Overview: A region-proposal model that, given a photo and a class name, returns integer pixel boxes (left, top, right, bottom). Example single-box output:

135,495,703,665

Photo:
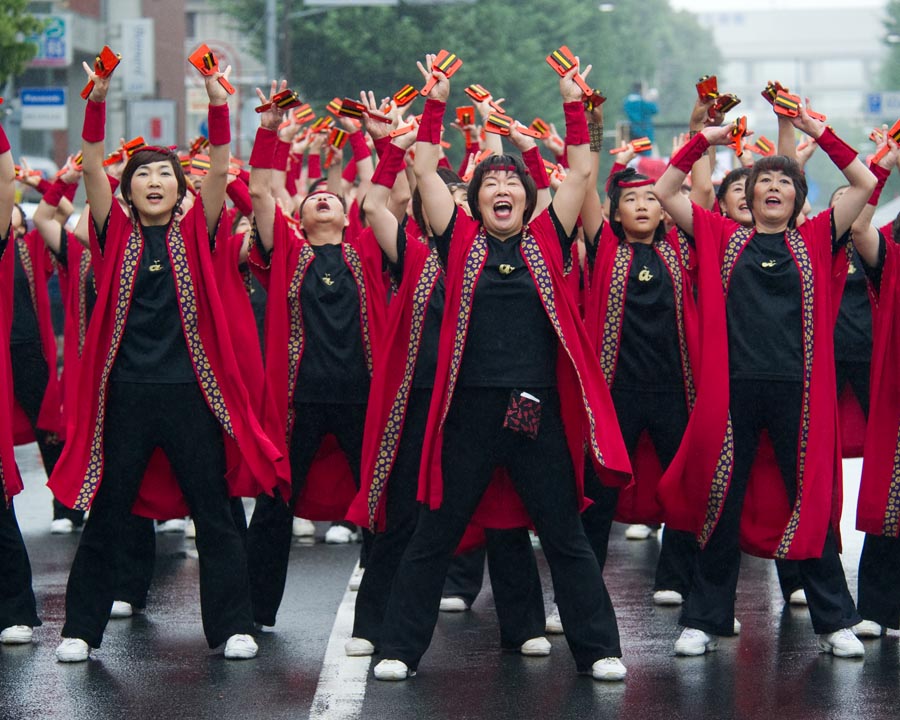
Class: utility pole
266,0,278,80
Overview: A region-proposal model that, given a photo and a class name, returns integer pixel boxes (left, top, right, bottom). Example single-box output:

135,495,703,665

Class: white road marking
309,584,371,720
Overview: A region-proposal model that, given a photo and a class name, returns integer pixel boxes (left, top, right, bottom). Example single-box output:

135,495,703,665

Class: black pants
836,359,870,417
777,361,872,602
581,387,695,593
442,546,486,604
379,387,621,672
10,341,81,524
114,498,247,609
0,499,41,629
681,380,860,636
352,391,544,647
857,533,900,629
247,402,370,626
62,382,253,648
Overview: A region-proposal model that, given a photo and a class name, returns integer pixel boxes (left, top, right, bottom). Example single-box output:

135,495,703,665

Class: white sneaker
374,659,413,680
653,590,684,606
0,625,33,644
224,634,258,660
439,596,469,612
56,638,90,662
545,605,563,634
520,636,552,656
733,618,741,635
624,524,654,540
591,657,627,681
344,637,375,656
157,518,187,533
325,524,359,544
184,519,197,539
674,628,718,656
292,517,316,538
349,564,364,591
110,601,133,619
50,518,74,535
817,628,865,657
789,589,808,606
852,620,885,638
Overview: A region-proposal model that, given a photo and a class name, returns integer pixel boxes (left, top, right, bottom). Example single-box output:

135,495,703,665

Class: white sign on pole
120,19,156,96
127,100,176,145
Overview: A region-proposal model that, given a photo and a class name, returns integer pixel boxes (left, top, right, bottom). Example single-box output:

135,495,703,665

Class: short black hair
716,166,751,202
465,154,536,227
607,167,666,244
120,148,187,215
745,155,807,228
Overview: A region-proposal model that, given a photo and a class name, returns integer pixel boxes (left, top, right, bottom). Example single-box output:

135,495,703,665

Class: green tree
213,0,719,162
0,0,44,86
881,0,900,90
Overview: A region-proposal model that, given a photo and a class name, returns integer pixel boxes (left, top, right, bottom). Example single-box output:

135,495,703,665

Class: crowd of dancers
1,46,899,684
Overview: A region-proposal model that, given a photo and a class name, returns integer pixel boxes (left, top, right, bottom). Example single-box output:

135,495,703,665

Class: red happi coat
255,208,387,517
55,234,178,518
8,229,63,443
346,234,532,534
417,211,632,513
857,233,900,537
584,223,698,524
48,200,286,512
0,232,23,505
659,205,848,560
57,235,91,433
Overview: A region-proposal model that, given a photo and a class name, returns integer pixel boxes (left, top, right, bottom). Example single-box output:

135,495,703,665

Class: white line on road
309,583,371,720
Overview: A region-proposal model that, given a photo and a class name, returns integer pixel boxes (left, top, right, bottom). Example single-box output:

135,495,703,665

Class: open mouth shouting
492,199,513,220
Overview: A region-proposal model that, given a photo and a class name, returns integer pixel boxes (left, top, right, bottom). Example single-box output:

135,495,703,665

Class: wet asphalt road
1,444,897,720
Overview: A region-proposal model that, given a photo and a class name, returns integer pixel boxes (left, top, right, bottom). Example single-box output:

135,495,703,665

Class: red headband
618,178,654,188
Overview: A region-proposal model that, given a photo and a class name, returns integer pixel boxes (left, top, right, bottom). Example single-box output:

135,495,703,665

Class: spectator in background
623,83,659,147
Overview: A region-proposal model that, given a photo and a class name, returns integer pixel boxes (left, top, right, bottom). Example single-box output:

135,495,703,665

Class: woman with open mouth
51,52,281,664
244,82,386,632
371,53,631,683
654,97,874,659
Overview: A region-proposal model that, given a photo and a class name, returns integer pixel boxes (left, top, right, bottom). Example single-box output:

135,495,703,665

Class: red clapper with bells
188,43,235,95
81,46,122,100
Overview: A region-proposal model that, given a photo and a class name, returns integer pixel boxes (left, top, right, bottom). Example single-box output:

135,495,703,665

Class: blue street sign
20,87,67,106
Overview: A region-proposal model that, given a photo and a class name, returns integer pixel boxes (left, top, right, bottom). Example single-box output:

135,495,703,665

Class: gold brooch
148,260,163,272
322,273,335,286
638,266,654,282
499,264,515,276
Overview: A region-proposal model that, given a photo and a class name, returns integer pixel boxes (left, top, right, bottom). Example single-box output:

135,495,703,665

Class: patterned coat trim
366,251,442,527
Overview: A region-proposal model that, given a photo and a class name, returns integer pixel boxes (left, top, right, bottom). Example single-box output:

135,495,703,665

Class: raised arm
549,61,594,235
248,81,287,253
34,159,82,256
851,134,898,267
200,64,234,236
412,53,455,237
686,96,720,210
509,125,552,221
656,124,735,237
579,102,606,244
80,62,113,228
790,103,875,238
